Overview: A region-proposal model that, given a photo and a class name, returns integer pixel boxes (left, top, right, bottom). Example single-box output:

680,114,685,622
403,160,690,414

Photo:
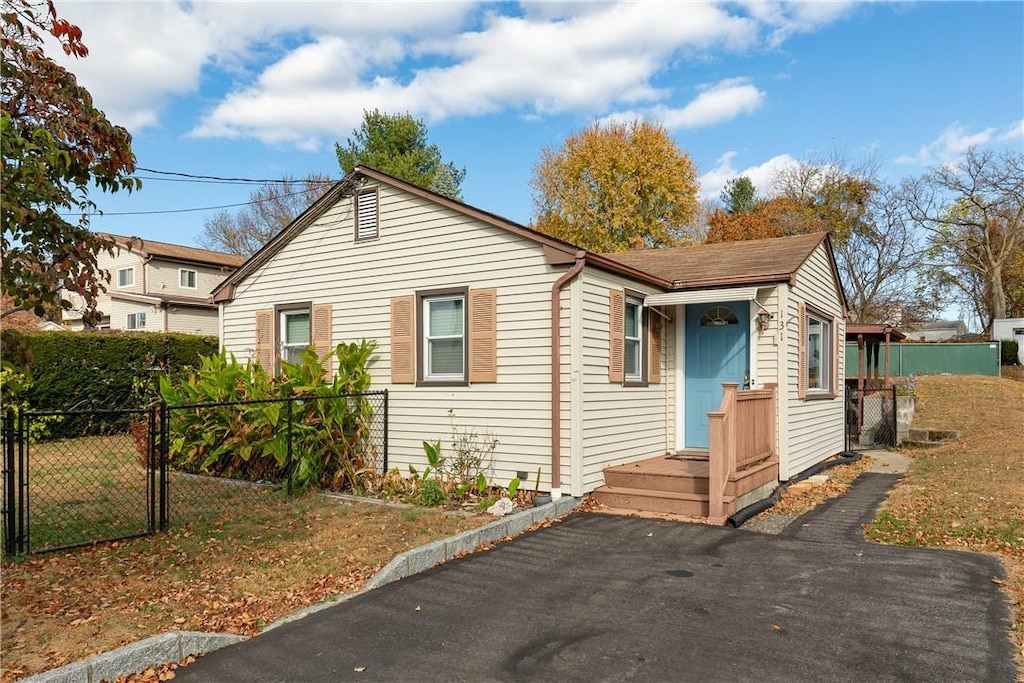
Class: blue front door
684,302,749,448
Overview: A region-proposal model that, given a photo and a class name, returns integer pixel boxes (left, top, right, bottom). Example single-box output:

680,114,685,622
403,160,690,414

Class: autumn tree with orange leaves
1,0,140,323
530,119,700,252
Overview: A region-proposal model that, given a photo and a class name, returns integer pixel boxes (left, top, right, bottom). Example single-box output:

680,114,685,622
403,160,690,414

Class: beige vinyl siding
579,268,669,492
781,243,846,479
166,308,219,336
754,285,780,386
146,259,232,298
221,182,565,490
103,248,145,295
108,298,154,331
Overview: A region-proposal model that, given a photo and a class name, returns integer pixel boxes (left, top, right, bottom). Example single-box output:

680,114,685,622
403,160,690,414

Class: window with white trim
117,267,135,288
126,312,146,330
806,312,832,392
423,294,465,381
355,188,379,241
179,268,197,289
624,297,643,380
280,309,311,364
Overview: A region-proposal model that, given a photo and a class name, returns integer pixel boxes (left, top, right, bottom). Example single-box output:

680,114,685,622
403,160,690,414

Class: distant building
63,235,245,336
992,318,1024,364
906,320,969,342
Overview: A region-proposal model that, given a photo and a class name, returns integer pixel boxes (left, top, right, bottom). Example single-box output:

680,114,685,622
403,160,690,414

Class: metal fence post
286,398,294,496
3,408,15,555
382,389,389,472
159,401,169,530
891,384,898,448
16,409,27,554
148,403,157,533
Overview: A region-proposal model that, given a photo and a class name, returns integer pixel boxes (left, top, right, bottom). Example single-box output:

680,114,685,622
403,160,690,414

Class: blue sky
53,1,1024,247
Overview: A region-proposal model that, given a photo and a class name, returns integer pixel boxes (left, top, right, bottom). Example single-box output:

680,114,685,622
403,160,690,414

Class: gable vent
356,189,379,240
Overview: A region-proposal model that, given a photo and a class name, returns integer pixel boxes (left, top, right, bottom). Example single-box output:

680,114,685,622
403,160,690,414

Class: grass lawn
863,374,1024,675
1,493,490,680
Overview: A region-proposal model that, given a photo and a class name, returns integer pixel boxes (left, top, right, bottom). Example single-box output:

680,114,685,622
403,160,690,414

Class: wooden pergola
847,324,906,391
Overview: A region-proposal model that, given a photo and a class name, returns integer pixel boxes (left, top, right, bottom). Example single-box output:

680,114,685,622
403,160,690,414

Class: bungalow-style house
212,167,847,523
64,235,245,335
907,319,969,342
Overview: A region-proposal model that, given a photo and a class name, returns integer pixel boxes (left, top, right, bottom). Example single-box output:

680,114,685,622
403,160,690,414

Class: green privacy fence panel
845,342,1001,378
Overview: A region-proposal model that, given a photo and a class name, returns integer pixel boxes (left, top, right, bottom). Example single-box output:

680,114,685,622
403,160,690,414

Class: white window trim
624,296,643,381
126,312,146,330
178,268,198,290
279,308,311,365
423,294,465,381
117,267,135,288
805,311,832,393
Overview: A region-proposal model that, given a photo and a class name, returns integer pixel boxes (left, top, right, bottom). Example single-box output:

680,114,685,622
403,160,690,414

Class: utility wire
58,186,324,217
135,167,340,184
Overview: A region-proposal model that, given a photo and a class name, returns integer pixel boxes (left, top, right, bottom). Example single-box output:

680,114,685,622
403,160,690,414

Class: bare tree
833,184,931,325
198,174,333,257
902,148,1024,332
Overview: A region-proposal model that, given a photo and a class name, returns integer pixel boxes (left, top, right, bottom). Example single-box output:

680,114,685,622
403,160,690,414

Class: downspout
550,251,586,499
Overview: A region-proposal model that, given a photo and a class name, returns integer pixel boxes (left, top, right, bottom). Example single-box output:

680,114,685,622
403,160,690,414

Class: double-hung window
117,267,134,288
280,308,311,365
624,296,643,381
179,269,197,289
805,311,832,392
126,312,146,330
423,293,465,381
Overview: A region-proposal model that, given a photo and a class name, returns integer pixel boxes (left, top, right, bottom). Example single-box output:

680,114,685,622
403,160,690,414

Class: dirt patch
1,495,489,681
863,375,1024,677
768,456,873,517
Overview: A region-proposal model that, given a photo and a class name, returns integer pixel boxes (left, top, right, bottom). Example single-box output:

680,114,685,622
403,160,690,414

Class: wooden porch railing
707,382,777,523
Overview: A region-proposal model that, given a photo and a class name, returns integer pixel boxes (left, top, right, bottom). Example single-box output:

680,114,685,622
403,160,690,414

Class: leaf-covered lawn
1,495,489,681
863,374,1024,675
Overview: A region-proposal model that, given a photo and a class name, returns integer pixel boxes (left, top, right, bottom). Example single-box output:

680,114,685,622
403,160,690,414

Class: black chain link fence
2,391,387,555
845,385,897,451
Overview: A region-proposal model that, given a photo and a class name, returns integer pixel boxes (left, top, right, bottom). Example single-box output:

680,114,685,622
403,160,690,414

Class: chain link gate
845,385,897,451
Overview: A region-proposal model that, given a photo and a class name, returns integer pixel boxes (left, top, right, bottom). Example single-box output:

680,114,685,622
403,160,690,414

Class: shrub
159,340,378,494
0,329,216,432
1000,339,1020,366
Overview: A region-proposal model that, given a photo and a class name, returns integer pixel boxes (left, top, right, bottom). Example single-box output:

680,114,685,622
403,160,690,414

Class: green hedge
1,329,217,412
1002,339,1021,366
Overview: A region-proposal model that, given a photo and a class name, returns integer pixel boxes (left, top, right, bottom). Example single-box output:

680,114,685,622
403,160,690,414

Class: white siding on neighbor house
579,268,669,492
221,182,567,490
108,298,156,331
781,242,846,479
146,259,232,299
165,308,219,336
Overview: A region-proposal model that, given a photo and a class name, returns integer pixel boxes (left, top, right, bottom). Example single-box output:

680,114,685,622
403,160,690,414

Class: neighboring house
64,235,245,335
212,167,847,523
992,317,1024,364
907,320,969,342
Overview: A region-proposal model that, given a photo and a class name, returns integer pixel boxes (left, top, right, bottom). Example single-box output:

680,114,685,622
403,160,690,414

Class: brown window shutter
255,309,274,372
469,288,497,383
648,311,662,384
312,304,333,380
797,301,807,399
833,316,841,391
390,296,415,384
608,289,625,383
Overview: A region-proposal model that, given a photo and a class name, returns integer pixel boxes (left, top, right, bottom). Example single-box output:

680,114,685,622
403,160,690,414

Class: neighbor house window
805,312,832,392
179,268,197,289
117,267,135,288
355,188,379,241
126,312,146,330
280,308,311,364
624,297,643,380
420,291,466,383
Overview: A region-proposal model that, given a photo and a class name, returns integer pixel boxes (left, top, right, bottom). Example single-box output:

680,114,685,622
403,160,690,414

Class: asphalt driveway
176,474,1016,682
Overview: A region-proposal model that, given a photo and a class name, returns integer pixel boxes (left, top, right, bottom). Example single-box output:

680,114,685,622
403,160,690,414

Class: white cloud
895,122,1001,166
48,1,860,146
699,151,798,200
999,119,1024,141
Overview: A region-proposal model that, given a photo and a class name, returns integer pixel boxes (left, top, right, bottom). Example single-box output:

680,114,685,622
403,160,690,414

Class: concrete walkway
174,474,1017,682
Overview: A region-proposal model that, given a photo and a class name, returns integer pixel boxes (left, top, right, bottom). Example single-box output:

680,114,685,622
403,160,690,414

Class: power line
135,167,340,184
58,186,324,217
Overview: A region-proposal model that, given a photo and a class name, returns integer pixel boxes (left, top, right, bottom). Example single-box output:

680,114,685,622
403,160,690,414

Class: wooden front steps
592,454,779,521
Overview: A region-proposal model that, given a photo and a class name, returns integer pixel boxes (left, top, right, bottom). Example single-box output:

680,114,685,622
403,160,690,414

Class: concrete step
592,485,736,518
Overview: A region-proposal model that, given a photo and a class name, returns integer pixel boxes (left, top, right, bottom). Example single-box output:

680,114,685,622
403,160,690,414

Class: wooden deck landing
592,452,779,522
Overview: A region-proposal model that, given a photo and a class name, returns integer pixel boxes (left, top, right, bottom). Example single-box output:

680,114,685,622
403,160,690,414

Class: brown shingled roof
105,234,246,269
601,232,828,288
